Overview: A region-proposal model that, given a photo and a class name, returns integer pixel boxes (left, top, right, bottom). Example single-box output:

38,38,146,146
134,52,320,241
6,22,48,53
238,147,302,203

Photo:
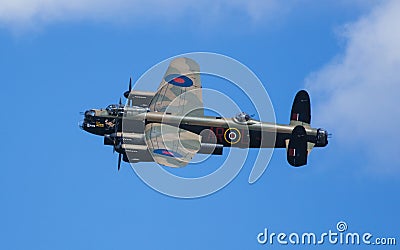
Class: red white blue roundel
153,149,182,158
224,128,241,144
164,74,193,87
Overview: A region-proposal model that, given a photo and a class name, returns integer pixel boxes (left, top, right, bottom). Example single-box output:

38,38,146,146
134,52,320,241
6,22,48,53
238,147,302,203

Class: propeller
123,77,132,98
112,114,123,171
118,151,122,171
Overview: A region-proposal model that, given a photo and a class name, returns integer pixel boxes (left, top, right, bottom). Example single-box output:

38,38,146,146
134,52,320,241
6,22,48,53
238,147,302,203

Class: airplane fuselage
82,108,328,153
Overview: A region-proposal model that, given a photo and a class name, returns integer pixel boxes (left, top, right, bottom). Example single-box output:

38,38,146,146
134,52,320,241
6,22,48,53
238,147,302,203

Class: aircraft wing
145,123,201,167
149,57,203,117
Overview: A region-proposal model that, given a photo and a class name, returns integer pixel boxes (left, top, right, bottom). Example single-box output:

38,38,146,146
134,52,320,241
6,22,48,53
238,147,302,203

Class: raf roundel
153,148,183,158
164,74,193,87
224,128,241,144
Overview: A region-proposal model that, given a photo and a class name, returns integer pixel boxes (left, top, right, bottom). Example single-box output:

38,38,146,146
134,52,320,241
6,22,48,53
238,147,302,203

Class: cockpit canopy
234,112,251,123
106,104,122,116
85,110,96,117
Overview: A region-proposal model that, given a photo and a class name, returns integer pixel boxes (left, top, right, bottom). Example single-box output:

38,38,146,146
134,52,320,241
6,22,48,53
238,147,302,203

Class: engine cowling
198,143,223,155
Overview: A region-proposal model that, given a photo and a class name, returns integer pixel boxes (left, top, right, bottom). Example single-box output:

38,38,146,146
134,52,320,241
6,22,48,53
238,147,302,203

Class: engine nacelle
198,143,223,155
123,144,153,163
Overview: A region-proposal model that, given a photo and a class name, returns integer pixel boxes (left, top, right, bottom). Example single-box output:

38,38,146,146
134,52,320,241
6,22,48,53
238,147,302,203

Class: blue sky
1,1,399,249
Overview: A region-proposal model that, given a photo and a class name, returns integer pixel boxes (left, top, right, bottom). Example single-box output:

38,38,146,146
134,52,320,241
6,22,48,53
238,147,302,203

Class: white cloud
305,0,400,173
0,0,282,30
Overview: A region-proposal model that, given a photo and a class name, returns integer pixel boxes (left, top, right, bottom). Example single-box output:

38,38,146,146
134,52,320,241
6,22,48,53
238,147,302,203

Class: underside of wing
145,123,201,167
149,57,203,117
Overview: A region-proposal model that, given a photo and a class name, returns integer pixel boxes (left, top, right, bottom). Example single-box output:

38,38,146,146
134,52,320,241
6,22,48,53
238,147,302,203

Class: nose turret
80,109,98,134
80,108,117,136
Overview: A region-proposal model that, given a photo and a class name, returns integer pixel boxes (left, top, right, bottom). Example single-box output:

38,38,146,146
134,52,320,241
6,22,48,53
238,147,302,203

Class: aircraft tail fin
286,125,308,167
290,90,311,127
286,90,316,166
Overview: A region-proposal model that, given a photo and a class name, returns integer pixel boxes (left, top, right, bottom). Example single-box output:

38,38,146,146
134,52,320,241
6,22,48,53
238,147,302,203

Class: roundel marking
173,77,185,84
228,132,237,140
153,149,182,158
224,128,241,144
164,74,193,87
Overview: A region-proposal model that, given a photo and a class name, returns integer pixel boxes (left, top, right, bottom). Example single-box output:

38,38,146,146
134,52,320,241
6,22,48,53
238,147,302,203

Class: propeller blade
118,153,122,171
113,117,120,155
123,77,133,98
